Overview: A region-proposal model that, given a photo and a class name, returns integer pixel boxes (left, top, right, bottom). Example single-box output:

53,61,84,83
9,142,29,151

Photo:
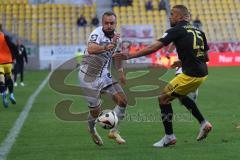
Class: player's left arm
113,41,126,85
117,67,126,85
202,32,210,62
22,45,28,63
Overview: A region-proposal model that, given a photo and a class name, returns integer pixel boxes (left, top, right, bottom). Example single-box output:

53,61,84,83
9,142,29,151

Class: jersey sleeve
201,31,210,62
202,32,209,51
158,27,184,46
5,35,17,60
88,29,101,44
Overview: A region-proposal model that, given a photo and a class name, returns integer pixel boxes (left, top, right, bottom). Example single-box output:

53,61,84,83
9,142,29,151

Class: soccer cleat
88,126,103,146
153,135,176,148
14,82,18,87
90,132,103,146
2,93,9,108
20,82,25,86
197,121,212,141
108,131,126,144
9,94,16,105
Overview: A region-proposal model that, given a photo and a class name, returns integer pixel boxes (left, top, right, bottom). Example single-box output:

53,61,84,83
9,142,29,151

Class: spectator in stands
91,15,99,27
193,15,202,30
112,0,120,7
145,0,153,11
77,15,87,27
13,39,28,87
126,0,133,6
158,0,166,11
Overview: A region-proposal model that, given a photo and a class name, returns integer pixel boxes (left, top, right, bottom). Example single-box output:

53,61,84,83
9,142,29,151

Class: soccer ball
96,110,118,129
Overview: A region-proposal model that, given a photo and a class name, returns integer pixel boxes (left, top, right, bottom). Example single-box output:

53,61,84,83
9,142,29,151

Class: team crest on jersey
90,34,98,42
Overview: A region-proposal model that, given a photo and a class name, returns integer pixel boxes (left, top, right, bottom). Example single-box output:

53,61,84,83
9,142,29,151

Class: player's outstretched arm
129,40,164,59
114,40,164,60
113,40,164,61
171,60,182,68
118,69,126,85
113,54,126,85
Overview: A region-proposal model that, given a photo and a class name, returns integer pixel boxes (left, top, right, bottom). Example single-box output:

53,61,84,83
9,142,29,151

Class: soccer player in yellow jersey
0,24,17,108
114,5,212,147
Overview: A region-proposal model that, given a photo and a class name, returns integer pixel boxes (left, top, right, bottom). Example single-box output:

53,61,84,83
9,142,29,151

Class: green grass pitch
0,66,240,160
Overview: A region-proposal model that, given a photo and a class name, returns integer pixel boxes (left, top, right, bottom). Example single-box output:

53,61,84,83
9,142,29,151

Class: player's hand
171,60,182,68
166,54,170,60
105,43,116,51
112,33,120,44
113,52,129,60
118,70,126,85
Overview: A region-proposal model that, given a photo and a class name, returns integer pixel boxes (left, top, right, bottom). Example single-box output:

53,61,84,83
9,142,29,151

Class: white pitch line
0,72,52,160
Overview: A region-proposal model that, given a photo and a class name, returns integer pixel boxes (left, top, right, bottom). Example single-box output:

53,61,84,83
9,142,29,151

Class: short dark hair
102,11,116,20
173,5,189,16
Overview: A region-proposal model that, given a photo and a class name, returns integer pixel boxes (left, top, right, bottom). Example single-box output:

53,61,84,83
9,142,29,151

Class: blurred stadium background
0,0,239,69
0,0,240,160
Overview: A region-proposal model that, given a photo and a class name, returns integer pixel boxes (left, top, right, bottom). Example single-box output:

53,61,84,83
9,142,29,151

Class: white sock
88,113,96,133
113,105,126,120
110,106,126,132
201,120,207,127
166,134,176,140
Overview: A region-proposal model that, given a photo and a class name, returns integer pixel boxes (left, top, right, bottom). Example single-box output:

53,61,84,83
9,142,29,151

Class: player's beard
103,29,115,38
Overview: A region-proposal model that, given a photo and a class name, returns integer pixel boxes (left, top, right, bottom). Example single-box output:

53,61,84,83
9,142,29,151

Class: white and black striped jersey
80,26,120,77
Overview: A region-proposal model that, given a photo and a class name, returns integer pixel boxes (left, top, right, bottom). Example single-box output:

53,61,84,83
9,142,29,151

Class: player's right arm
128,40,164,59
87,30,119,54
115,27,182,60
114,40,164,60
88,42,115,54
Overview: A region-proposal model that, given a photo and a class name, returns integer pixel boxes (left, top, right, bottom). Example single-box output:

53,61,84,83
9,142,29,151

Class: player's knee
117,97,127,107
0,74,4,82
114,93,127,107
5,73,11,80
158,95,165,105
89,107,101,118
158,94,171,105
178,96,184,104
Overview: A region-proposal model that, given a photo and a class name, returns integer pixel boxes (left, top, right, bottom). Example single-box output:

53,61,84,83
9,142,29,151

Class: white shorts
79,70,124,109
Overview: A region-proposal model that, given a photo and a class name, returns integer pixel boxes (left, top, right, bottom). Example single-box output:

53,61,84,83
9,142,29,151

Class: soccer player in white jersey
79,11,127,146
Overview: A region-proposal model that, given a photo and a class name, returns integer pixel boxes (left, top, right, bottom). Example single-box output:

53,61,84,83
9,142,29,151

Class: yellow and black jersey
159,21,209,77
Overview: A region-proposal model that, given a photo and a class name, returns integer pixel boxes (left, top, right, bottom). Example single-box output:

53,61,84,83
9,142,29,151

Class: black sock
160,103,173,135
5,78,14,94
180,96,204,124
0,81,5,93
